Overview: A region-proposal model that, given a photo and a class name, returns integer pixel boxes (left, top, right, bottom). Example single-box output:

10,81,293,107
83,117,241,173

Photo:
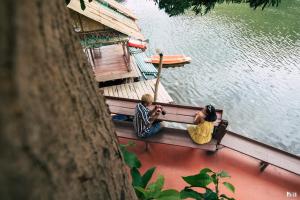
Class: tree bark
0,0,137,199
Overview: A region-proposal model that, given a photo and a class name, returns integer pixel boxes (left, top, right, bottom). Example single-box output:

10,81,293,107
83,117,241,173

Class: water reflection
123,0,300,155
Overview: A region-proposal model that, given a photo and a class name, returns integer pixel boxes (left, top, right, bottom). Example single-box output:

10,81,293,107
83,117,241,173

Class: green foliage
218,171,231,178
182,173,213,187
120,144,141,168
223,182,235,193
155,0,281,16
180,188,203,199
120,143,236,200
134,176,181,200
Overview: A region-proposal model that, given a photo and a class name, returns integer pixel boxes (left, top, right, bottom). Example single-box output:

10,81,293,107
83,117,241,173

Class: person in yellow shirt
187,104,217,144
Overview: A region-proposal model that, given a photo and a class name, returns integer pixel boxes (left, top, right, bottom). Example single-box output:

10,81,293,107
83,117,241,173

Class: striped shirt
133,103,151,137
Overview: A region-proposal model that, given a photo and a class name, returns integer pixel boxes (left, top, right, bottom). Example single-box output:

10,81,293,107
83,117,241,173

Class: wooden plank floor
90,45,140,82
102,79,174,103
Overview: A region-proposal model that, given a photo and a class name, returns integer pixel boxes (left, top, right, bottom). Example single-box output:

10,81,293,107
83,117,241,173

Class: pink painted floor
119,138,300,200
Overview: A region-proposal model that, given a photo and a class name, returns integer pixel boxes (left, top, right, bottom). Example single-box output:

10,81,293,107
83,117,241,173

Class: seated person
133,94,164,138
187,104,217,144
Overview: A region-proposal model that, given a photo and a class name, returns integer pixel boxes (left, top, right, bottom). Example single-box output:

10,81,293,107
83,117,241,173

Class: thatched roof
67,0,144,40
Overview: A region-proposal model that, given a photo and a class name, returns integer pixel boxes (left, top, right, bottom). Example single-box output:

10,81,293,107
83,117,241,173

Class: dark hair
204,104,217,122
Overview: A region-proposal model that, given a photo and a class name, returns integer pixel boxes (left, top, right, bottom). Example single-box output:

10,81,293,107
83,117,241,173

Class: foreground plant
120,143,235,200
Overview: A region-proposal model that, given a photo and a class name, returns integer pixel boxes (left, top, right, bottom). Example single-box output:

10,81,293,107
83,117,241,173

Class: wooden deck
101,79,173,103
87,44,141,82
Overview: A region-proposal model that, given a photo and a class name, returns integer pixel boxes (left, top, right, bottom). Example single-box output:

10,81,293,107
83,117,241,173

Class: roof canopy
99,0,137,20
67,0,144,40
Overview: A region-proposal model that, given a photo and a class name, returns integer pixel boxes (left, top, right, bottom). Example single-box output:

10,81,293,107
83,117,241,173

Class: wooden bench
106,96,228,151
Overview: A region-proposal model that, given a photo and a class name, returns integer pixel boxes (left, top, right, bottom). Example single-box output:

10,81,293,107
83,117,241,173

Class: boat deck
87,44,141,82
119,138,300,200
101,79,173,103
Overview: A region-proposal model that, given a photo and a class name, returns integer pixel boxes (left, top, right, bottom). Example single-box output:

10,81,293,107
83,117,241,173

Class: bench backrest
106,96,223,126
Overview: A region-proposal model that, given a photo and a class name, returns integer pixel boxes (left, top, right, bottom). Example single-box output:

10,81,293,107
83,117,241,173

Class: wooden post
126,44,131,72
154,53,163,102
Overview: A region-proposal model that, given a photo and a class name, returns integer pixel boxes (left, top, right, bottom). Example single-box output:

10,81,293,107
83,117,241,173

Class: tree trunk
0,0,137,199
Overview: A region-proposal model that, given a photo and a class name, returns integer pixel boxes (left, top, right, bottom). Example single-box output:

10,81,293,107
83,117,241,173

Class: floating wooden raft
101,79,173,103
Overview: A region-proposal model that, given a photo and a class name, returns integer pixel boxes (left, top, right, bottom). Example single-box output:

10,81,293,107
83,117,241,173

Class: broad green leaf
218,171,231,178
182,173,213,187
120,146,141,168
156,189,180,200
131,168,143,187
211,174,217,184
180,188,203,199
141,167,156,188
134,186,146,198
220,194,235,200
200,168,213,174
147,175,165,197
203,190,218,200
120,141,136,148
223,182,235,193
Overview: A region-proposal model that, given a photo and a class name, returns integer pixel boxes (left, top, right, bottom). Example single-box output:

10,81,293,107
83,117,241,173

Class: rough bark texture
0,0,137,199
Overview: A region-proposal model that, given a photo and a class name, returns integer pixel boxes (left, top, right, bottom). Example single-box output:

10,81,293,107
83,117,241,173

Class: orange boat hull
146,55,191,64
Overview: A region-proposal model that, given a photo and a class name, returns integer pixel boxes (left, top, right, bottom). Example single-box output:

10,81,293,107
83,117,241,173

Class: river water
123,0,300,155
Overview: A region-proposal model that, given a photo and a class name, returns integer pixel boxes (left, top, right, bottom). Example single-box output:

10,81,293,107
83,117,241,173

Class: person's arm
149,111,159,124
194,112,204,124
148,106,158,117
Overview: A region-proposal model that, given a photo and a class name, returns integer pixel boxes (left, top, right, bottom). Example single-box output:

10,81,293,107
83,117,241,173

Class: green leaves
121,143,236,200
203,190,219,200
200,168,213,174
120,145,141,168
134,175,180,200
180,188,203,199
147,175,165,196
218,171,231,178
156,189,181,200
155,0,281,16
141,167,156,188
223,182,235,193
131,168,143,187
220,194,235,200
182,172,213,187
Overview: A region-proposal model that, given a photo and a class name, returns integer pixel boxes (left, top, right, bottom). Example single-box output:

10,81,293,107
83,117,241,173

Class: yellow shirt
187,121,214,144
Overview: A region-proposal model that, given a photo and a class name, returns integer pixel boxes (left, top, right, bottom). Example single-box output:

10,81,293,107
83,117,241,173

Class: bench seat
114,121,218,151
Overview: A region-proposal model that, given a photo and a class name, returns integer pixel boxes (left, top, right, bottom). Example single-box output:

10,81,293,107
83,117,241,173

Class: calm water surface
123,0,300,155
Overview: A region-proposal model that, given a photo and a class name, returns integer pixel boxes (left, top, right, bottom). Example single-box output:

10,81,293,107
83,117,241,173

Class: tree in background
155,0,281,16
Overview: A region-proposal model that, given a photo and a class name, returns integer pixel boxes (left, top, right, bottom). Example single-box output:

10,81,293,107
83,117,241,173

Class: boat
127,38,147,50
145,55,191,65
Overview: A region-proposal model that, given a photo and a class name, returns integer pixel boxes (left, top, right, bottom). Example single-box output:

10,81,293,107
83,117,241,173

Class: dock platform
101,79,173,103
87,44,141,82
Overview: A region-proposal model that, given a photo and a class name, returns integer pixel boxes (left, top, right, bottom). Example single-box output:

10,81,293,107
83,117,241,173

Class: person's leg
144,122,162,138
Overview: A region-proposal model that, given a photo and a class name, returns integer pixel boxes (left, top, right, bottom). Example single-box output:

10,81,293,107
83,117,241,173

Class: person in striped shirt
133,94,163,138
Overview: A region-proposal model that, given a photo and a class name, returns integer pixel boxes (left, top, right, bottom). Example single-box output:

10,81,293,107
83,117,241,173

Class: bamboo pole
154,53,163,102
